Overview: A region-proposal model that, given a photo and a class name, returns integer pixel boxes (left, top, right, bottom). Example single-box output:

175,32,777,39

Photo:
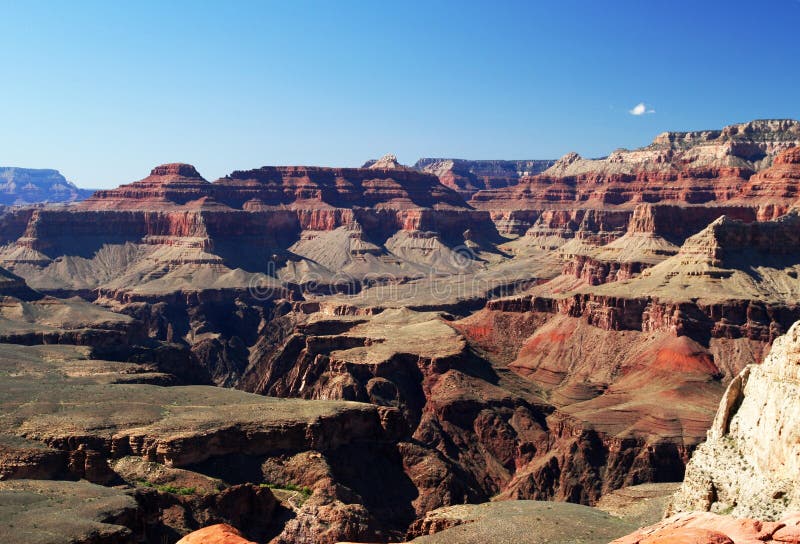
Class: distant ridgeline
0,167,94,205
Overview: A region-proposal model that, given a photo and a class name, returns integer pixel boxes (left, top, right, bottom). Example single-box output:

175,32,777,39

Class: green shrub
135,479,195,495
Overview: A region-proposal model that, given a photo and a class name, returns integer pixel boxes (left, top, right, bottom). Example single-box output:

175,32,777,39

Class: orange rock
613,511,800,544
773,512,800,542
175,524,256,544
639,527,733,544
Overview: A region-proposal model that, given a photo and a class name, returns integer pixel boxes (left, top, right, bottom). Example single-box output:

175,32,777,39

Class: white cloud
629,102,655,116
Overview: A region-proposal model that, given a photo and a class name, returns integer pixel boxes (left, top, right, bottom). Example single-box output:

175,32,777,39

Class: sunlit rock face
671,319,800,520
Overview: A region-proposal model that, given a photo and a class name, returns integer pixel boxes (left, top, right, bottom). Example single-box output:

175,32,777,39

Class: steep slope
445,206,800,505
471,120,800,237
670,319,800,520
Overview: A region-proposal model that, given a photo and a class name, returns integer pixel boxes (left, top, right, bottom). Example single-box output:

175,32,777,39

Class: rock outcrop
82,161,468,212
0,167,94,205
366,153,406,170
79,163,213,210
612,510,800,544
469,122,800,237
176,524,257,544
413,158,556,198
670,319,800,520
0,338,412,543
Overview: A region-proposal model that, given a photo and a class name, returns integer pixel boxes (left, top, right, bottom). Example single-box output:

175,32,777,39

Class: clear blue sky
2,0,799,188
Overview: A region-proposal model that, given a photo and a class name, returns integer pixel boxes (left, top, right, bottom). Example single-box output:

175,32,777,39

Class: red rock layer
469,167,753,211
469,147,800,239
739,146,800,205
490,203,761,240
81,163,215,210
562,255,649,285
215,165,467,210
81,163,469,212
487,293,800,344
51,164,493,265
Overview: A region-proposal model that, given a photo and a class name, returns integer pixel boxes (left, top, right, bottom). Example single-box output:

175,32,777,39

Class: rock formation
469,121,800,239
177,524,258,544
0,166,94,205
366,153,406,170
612,510,800,544
413,158,556,199
670,319,800,520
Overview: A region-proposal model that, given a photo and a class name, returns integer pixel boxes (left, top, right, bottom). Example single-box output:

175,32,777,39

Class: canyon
1,119,800,543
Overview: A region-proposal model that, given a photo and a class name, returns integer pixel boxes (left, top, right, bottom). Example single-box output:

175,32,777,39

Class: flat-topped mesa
79,161,470,212
653,118,800,150
70,162,480,244
0,167,94,205
79,163,214,210
148,163,205,179
212,164,470,210
678,210,800,266
0,161,496,288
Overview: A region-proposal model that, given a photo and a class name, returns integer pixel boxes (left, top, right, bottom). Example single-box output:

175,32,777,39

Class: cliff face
239,308,690,511
670,319,800,520
739,145,800,203
469,122,800,230
0,167,94,205
82,162,468,212
80,163,214,210
2,162,498,297
547,120,800,179
413,158,556,199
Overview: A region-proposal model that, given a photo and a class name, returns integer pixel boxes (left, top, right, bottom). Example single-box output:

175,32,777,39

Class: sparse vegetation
136,479,196,495
260,482,312,499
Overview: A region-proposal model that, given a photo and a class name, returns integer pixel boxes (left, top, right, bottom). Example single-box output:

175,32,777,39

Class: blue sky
1,0,799,188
